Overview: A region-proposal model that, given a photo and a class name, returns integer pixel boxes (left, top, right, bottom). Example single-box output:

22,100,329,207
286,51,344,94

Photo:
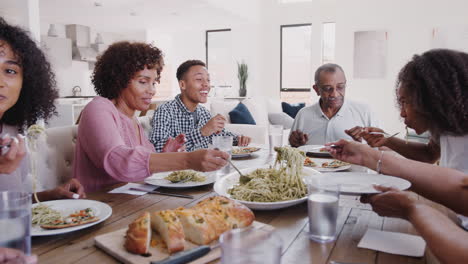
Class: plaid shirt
150,94,238,152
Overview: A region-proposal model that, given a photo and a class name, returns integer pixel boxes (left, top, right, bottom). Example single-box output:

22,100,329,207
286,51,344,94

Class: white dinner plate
298,145,333,158
145,171,215,189
318,172,412,195
31,199,112,236
214,166,321,210
231,147,261,159
304,158,351,172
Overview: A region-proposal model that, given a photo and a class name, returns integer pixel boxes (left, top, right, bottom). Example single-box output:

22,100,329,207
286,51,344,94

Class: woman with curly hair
360,49,468,166
0,18,85,201
326,49,468,263
73,41,228,192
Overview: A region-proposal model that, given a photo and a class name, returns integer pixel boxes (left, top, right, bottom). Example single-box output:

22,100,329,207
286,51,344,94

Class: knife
129,187,194,199
150,245,218,264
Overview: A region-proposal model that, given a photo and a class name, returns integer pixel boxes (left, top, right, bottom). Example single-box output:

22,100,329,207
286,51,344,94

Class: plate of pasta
31,199,112,236
145,170,216,188
214,165,321,210
231,147,261,158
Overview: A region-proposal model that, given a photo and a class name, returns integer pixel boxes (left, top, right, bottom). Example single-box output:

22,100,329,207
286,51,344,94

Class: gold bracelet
376,150,385,174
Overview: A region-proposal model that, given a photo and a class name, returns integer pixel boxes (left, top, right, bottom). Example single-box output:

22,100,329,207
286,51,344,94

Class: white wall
257,0,468,133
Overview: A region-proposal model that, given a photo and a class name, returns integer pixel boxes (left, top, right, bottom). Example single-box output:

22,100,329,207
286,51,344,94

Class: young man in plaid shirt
150,60,251,152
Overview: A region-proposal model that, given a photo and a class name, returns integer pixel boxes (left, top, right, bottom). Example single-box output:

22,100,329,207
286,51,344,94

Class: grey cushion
268,112,294,129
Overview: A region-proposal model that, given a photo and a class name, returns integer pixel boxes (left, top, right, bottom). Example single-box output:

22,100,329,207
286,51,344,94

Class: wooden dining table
32,148,441,264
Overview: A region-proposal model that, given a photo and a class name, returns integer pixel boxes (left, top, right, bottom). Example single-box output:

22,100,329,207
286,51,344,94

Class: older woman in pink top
73,42,228,192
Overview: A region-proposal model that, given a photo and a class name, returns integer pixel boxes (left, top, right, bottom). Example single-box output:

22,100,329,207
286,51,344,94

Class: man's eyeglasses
319,83,346,93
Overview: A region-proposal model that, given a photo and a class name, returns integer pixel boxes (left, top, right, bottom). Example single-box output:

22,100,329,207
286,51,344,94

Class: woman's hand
187,149,229,172
162,134,186,152
38,179,86,201
360,185,418,220
237,136,251,146
325,139,373,166
0,135,26,174
0,247,37,264
360,127,388,147
345,126,363,142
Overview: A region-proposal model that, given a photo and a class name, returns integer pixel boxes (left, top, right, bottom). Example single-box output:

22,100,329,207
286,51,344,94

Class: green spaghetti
228,146,307,202
165,170,206,183
32,204,62,226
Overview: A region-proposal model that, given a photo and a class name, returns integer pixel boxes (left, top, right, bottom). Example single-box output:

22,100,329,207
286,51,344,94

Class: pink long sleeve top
73,96,155,192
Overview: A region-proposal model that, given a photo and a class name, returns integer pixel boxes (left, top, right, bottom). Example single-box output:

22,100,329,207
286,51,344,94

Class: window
322,22,336,64
206,29,234,95
280,24,312,91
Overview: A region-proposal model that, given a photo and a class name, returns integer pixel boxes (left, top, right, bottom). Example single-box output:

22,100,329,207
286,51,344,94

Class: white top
438,134,468,229
290,99,378,145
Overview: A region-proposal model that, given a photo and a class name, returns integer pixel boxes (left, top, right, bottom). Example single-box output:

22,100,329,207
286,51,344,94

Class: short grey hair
314,63,345,85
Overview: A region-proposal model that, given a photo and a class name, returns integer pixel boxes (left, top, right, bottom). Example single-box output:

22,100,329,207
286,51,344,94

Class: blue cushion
282,102,306,118
229,103,256,125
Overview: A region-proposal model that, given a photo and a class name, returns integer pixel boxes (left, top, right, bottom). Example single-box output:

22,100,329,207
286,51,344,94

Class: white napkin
358,229,426,257
108,183,158,195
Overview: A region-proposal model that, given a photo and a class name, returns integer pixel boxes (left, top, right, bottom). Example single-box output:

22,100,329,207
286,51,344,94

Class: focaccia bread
174,207,217,245
194,196,255,229
124,212,151,255
150,210,185,253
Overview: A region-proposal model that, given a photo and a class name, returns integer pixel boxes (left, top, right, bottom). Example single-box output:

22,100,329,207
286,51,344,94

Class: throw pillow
281,102,306,118
268,112,294,129
228,103,256,125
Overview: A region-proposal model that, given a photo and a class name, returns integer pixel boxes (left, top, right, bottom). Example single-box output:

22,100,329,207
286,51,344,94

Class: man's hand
360,185,418,220
187,149,229,171
0,135,26,174
200,114,226,137
237,136,251,146
162,134,186,152
289,130,308,147
360,127,389,147
345,126,364,142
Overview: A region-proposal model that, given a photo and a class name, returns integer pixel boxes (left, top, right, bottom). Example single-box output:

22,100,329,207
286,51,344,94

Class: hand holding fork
360,127,400,148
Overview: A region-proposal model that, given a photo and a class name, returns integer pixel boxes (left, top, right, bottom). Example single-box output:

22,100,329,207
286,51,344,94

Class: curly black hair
176,60,206,81
92,41,164,99
0,18,58,130
396,49,468,137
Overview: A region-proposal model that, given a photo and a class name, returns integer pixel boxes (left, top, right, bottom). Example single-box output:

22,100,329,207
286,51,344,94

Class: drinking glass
0,191,32,255
220,227,282,264
307,181,340,243
212,135,233,176
269,125,283,154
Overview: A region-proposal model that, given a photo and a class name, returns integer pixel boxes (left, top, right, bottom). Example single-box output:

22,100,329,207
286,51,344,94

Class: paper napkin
108,183,158,195
358,229,426,257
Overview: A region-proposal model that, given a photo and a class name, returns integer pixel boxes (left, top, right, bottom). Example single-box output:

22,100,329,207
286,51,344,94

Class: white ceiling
37,0,263,33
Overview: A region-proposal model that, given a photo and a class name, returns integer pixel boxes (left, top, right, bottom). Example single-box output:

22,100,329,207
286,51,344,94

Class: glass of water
0,191,32,255
307,180,340,243
269,125,283,154
212,135,233,176
220,227,282,264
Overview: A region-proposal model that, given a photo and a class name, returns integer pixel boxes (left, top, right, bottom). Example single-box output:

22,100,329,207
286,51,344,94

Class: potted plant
237,61,248,97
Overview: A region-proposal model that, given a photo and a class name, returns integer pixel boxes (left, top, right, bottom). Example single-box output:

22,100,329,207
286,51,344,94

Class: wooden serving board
94,221,273,264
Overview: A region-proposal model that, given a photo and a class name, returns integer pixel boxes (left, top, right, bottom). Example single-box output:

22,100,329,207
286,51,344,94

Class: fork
369,131,400,139
227,159,251,184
